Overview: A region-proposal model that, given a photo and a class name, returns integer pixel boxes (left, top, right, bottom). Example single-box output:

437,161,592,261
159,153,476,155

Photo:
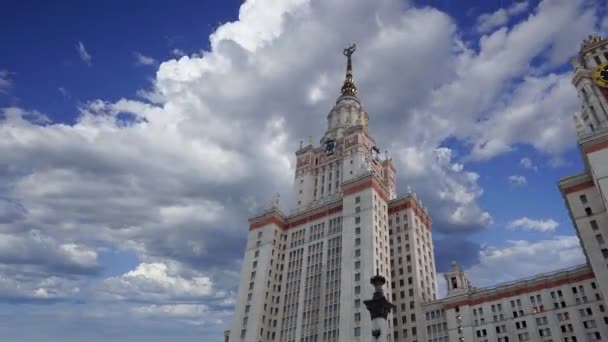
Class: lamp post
364,270,395,340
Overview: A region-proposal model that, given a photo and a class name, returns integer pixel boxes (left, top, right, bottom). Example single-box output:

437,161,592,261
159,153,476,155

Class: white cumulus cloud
519,157,538,171
507,217,559,232
508,174,527,186
438,235,584,297
477,1,529,33
134,52,157,66
99,262,214,302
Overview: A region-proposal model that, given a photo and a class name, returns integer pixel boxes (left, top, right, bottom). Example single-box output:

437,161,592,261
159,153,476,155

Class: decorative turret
580,34,608,54
444,261,471,297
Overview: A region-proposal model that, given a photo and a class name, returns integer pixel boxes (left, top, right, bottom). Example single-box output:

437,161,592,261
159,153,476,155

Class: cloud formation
76,41,92,66
134,52,157,66
0,70,12,93
0,0,604,340
476,1,529,33
508,174,527,186
437,235,584,296
519,157,538,171
507,217,559,232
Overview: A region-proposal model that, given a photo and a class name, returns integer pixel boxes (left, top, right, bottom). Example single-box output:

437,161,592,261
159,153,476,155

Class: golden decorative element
592,62,608,88
340,43,358,96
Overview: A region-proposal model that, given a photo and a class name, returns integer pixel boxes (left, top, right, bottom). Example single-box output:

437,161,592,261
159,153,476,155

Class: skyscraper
228,44,436,342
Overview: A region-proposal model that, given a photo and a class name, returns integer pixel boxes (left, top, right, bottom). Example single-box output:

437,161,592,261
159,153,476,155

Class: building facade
412,34,608,342
228,35,608,342
422,264,606,342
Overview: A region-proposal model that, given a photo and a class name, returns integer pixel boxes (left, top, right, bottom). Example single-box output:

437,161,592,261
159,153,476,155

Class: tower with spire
560,33,608,310
570,34,608,133
293,43,395,212
229,44,436,342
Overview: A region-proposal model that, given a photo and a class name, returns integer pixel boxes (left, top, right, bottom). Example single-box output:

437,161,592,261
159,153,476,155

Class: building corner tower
559,34,608,308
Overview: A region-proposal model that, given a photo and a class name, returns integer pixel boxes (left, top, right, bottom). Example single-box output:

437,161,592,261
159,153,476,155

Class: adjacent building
228,35,608,342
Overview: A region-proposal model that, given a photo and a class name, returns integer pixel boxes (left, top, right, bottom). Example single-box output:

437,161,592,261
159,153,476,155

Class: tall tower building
228,45,437,342
560,34,608,308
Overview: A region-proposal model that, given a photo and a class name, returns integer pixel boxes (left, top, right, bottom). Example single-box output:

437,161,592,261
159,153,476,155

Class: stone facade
421,265,605,342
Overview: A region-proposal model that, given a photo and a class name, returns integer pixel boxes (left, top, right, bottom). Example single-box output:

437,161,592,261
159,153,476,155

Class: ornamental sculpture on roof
580,34,607,52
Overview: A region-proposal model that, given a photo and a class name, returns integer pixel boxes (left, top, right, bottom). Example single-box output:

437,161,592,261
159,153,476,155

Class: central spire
340,43,358,97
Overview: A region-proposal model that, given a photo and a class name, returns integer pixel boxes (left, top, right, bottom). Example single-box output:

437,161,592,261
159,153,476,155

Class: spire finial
340,43,358,97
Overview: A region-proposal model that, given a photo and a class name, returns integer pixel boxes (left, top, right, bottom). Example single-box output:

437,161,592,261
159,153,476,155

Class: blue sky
0,0,607,341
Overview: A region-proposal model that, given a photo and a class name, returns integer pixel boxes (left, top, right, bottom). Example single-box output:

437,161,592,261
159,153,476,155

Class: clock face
324,140,336,154
593,63,608,88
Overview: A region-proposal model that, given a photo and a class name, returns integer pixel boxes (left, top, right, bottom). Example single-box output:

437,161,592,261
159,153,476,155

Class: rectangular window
354,327,361,336
596,234,605,244
591,220,599,230
355,196,360,204
580,194,588,204
355,217,360,224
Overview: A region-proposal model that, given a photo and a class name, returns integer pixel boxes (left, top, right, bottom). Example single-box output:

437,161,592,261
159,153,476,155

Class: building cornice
295,144,314,156
343,172,390,202
248,208,288,230
439,265,593,309
388,195,432,229
558,172,593,195
248,199,344,231
580,127,608,154
249,173,393,231
286,199,343,229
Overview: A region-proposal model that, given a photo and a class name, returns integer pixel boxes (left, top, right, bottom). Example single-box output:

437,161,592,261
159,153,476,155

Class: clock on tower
324,139,336,155
593,62,608,88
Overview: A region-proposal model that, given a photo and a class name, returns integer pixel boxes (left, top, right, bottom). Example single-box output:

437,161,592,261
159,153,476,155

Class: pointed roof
339,43,358,99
